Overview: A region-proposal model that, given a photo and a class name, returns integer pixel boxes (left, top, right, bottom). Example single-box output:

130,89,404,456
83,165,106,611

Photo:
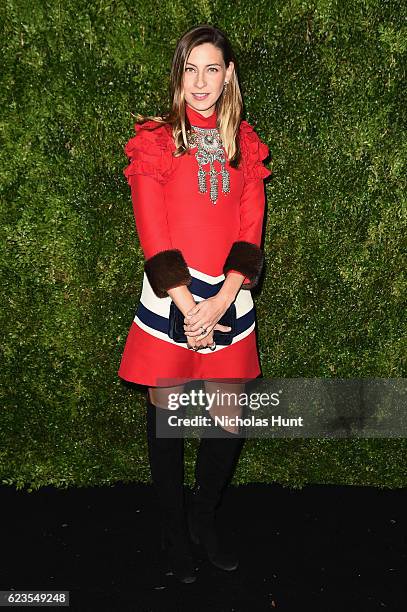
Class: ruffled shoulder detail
238,120,272,181
123,121,175,186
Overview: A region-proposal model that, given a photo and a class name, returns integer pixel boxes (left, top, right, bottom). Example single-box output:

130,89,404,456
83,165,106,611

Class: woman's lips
192,93,210,100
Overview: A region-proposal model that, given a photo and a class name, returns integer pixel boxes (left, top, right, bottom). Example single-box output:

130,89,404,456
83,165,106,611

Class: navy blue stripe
189,276,224,298
136,302,169,334
135,301,255,336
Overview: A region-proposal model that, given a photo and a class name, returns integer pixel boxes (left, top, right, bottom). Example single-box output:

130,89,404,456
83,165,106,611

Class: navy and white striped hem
133,266,256,354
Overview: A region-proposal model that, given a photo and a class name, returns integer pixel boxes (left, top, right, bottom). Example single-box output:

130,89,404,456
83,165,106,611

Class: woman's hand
186,328,216,351
184,295,232,342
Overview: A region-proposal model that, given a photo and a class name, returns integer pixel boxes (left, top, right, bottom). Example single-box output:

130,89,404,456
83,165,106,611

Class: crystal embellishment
186,125,230,205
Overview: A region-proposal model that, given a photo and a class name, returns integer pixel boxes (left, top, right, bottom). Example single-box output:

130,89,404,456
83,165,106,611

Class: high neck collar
186,103,217,128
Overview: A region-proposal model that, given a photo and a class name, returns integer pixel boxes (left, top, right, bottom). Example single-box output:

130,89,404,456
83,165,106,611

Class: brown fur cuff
223,241,264,290
145,249,192,298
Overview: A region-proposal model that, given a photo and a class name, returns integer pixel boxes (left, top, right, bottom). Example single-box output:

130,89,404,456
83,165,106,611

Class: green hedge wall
1,0,405,491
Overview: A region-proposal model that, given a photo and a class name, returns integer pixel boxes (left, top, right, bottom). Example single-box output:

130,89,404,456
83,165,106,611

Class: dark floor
0,481,406,611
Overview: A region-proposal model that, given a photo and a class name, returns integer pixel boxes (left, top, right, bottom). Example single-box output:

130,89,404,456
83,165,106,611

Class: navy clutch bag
168,300,236,346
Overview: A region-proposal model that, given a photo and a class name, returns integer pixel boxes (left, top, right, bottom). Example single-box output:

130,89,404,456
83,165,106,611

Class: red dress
117,104,271,387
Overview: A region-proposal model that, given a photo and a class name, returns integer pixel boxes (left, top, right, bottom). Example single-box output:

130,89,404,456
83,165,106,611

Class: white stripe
134,316,255,354
187,266,226,284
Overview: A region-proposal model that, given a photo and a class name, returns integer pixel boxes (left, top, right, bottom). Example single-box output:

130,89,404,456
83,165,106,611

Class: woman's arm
220,122,271,298
215,271,245,308
167,284,196,317
127,168,193,299
124,123,198,300
222,179,266,289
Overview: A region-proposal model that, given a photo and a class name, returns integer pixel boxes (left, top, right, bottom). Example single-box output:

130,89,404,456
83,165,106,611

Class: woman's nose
194,72,207,88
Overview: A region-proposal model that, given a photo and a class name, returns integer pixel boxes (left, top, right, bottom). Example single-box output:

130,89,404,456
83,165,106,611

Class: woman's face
183,42,234,117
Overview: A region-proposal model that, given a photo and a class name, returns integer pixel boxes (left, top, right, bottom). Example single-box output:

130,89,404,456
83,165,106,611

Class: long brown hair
134,24,243,168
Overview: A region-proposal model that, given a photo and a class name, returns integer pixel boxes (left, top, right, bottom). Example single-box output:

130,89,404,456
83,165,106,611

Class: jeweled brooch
186,125,230,205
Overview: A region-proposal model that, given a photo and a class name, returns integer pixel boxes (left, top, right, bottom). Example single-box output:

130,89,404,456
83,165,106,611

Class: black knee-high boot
187,417,245,571
146,397,197,583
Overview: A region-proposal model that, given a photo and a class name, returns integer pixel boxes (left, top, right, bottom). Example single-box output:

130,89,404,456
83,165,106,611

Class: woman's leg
203,380,246,434
188,381,246,571
148,383,185,410
146,384,196,583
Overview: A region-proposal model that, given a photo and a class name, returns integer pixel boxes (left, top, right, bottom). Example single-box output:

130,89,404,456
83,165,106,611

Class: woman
118,24,271,583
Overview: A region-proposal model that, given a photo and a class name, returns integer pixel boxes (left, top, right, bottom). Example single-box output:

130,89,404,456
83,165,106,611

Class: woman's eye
185,67,219,72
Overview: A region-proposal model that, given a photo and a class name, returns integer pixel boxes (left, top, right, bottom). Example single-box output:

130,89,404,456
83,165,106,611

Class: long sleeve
224,121,272,289
123,122,192,298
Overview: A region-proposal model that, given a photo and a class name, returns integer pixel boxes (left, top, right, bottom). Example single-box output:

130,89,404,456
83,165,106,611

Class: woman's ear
226,61,234,82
